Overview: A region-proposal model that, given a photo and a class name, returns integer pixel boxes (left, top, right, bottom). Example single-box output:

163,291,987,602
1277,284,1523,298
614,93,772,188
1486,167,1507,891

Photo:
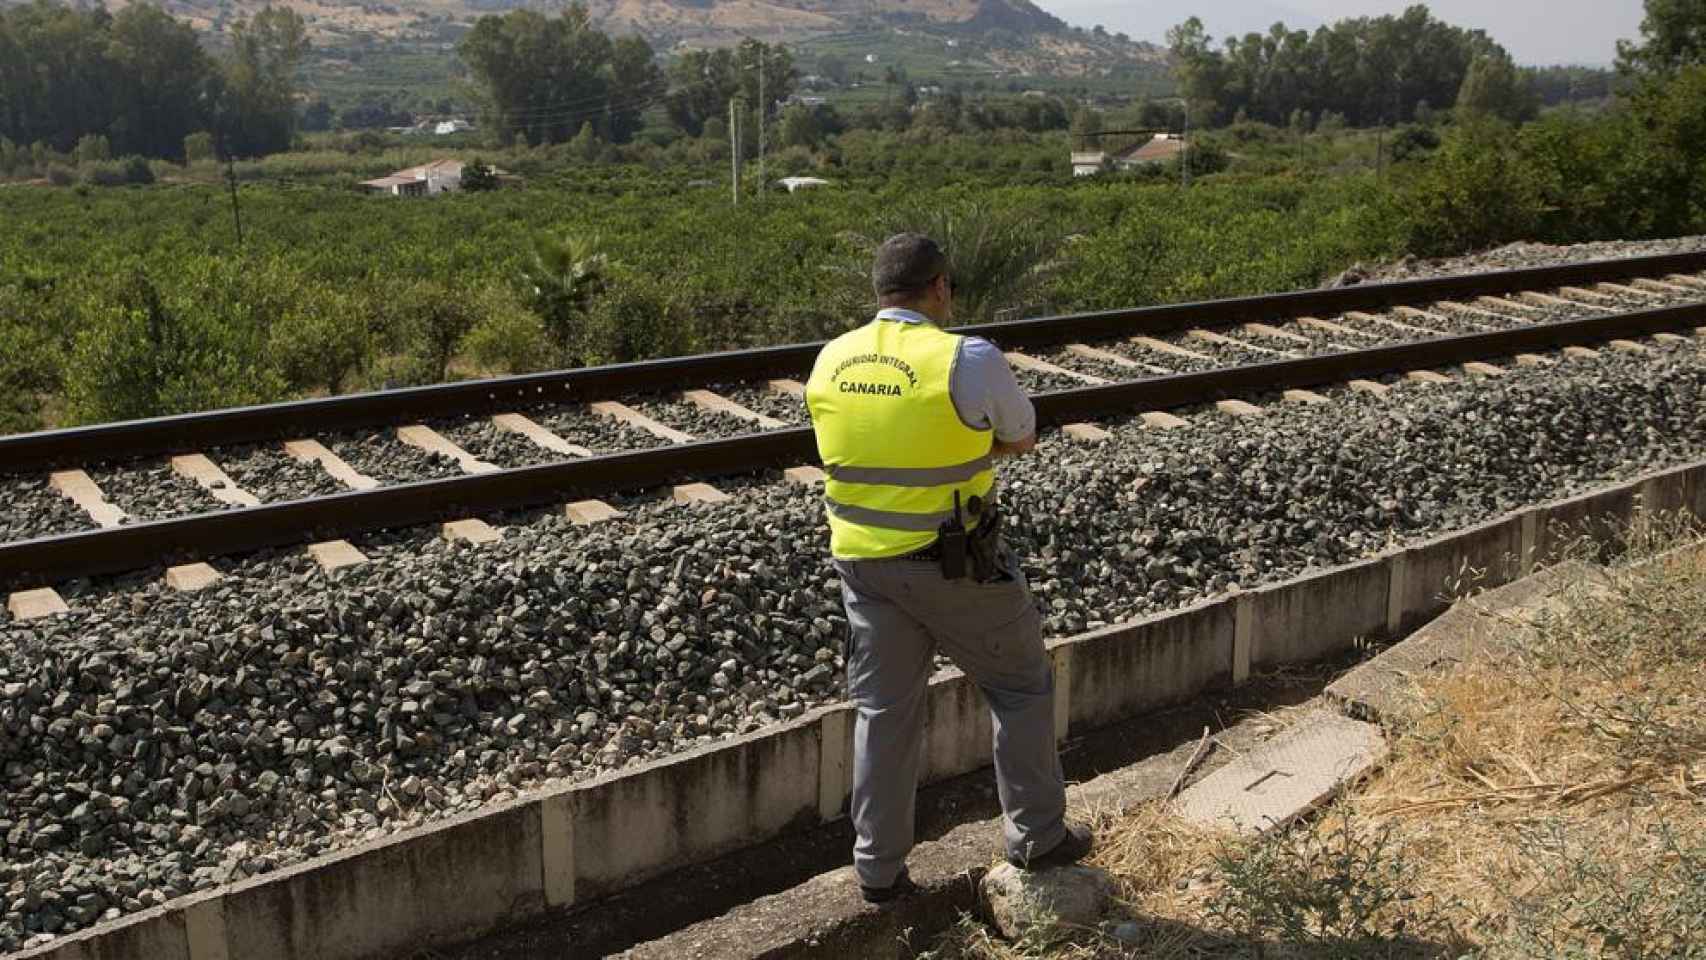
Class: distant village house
1071,133,1185,177
360,159,515,197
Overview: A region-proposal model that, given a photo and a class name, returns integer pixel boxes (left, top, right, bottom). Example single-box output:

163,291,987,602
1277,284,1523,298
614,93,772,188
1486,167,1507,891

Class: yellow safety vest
805,317,995,559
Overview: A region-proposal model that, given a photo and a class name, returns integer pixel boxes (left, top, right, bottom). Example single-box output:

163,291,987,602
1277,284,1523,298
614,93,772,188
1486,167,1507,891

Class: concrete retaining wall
18,461,1704,960
1060,596,1234,733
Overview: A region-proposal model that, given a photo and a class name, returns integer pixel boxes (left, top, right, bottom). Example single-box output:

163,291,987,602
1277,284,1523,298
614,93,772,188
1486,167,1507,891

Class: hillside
85,0,1166,92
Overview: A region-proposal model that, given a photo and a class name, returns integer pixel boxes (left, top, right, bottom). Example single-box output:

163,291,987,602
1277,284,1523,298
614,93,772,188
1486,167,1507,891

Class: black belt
893,541,941,563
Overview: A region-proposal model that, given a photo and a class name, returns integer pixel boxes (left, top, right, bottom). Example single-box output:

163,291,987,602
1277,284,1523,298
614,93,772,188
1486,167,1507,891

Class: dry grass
920,520,1706,960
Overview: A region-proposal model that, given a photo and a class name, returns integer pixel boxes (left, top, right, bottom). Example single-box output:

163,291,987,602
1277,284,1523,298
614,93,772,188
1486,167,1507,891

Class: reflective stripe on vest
805,318,995,560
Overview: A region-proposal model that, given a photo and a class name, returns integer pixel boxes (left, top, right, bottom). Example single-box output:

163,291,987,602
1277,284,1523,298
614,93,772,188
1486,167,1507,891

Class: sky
1041,0,1647,66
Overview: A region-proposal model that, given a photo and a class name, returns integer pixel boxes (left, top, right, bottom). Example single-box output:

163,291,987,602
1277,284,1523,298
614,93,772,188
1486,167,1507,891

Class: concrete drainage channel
13,459,1704,960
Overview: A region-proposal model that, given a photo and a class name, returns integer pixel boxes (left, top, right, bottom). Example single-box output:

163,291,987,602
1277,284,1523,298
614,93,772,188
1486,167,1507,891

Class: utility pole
215,125,243,250
730,98,741,206
1180,99,1190,189
756,48,766,200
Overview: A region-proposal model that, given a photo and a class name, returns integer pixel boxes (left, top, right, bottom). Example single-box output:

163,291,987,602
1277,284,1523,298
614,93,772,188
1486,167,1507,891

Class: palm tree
842,201,1071,325
519,231,608,359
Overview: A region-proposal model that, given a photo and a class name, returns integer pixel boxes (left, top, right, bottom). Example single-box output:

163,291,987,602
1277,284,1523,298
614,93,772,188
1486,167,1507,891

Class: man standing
805,233,1093,904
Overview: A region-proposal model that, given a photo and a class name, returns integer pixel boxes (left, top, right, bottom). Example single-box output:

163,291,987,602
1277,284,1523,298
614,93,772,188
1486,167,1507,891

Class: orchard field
3,59,1705,437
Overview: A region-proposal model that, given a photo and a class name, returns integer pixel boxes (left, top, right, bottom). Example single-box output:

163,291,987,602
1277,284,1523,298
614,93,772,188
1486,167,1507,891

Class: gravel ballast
85,460,226,523
0,478,96,544
4,342,1706,951
214,445,346,503
534,406,668,453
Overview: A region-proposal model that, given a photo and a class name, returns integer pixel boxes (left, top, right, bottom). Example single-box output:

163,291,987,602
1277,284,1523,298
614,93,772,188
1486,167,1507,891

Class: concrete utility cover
1175,711,1386,834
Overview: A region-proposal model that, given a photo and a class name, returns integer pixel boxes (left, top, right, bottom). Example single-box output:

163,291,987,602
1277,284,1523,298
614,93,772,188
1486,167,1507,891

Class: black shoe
860,867,919,905
1008,822,1094,871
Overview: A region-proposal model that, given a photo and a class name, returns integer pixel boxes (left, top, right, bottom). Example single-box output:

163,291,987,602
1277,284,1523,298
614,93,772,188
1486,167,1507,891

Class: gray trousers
835,549,1067,888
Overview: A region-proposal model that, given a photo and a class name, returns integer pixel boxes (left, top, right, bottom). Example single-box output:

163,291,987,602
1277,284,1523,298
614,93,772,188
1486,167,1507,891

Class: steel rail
5,300,1704,589
4,250,1706,473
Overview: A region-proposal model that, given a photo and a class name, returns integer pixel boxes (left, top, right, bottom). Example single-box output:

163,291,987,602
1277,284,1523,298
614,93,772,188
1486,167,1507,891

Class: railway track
4,251,1706,592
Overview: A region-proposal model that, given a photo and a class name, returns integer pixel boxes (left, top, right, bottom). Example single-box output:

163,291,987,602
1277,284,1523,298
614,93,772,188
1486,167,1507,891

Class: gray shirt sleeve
950,336,1036,443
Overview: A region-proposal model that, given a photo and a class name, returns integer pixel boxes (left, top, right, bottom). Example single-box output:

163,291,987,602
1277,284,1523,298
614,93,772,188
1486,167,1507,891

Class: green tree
608,34,663,143
107,3,219,159
459,6,614,146
776,103,822,149
1457,52,1538,122
73,133,110,165
570,122,601,163
220,6,308,157
1401,119,1547,256
462,158,499,192
64,267,283,423
1069,106,1103,148
1618,0,1706,75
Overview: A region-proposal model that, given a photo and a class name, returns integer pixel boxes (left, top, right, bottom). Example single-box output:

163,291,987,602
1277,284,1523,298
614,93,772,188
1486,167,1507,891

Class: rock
981,863,1115,940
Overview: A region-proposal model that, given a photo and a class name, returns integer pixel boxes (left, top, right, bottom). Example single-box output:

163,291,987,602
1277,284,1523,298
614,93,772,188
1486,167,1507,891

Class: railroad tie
1141,411,1190,429
1215,400,1264,417
782,466,827,485
1282,389,1329,405
491,414,594,458
1472,296,1542,317
1516,354,1553,367
1519,291,1579,309
1596,282,1662,300
8,587,69,622
588,401,698,445
1343,311,1435,338
171,454,263,508
672,483,732,506
49,469,127,527
1129,336,1217,363
1564,346,1600,359
1664,274,1706,290
564,500,626,525
395,425,501,475
307,540,368,573
1296,316,1379,340
443,519,503,545
1062,423,1114,442
681,389,787,430
164,563,222,592
1241,322,1312,346
1348,379,1391,397
767,379,807,399
1405,370,1452,385
1005,351,1108,384
1634,278,1697,296
1558,286,1618,304
1608,339,1649,355
1653,333,1689,345
1463,362,1506,378
282,439,380,491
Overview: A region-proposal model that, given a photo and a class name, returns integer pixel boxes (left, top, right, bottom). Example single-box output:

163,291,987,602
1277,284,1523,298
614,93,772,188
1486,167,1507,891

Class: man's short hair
872,233,947,298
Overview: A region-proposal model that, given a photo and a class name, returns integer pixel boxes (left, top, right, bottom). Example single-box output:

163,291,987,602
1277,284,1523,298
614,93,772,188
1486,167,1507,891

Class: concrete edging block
1638,463,1694,521
1391,516,1523,635
921,669,993,784
1534,481,1639,566
1062,595,1235,735
1247,555,1391,672
816,705,854,822
568,715,821,901
217,797,544,960
7,903,191,960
